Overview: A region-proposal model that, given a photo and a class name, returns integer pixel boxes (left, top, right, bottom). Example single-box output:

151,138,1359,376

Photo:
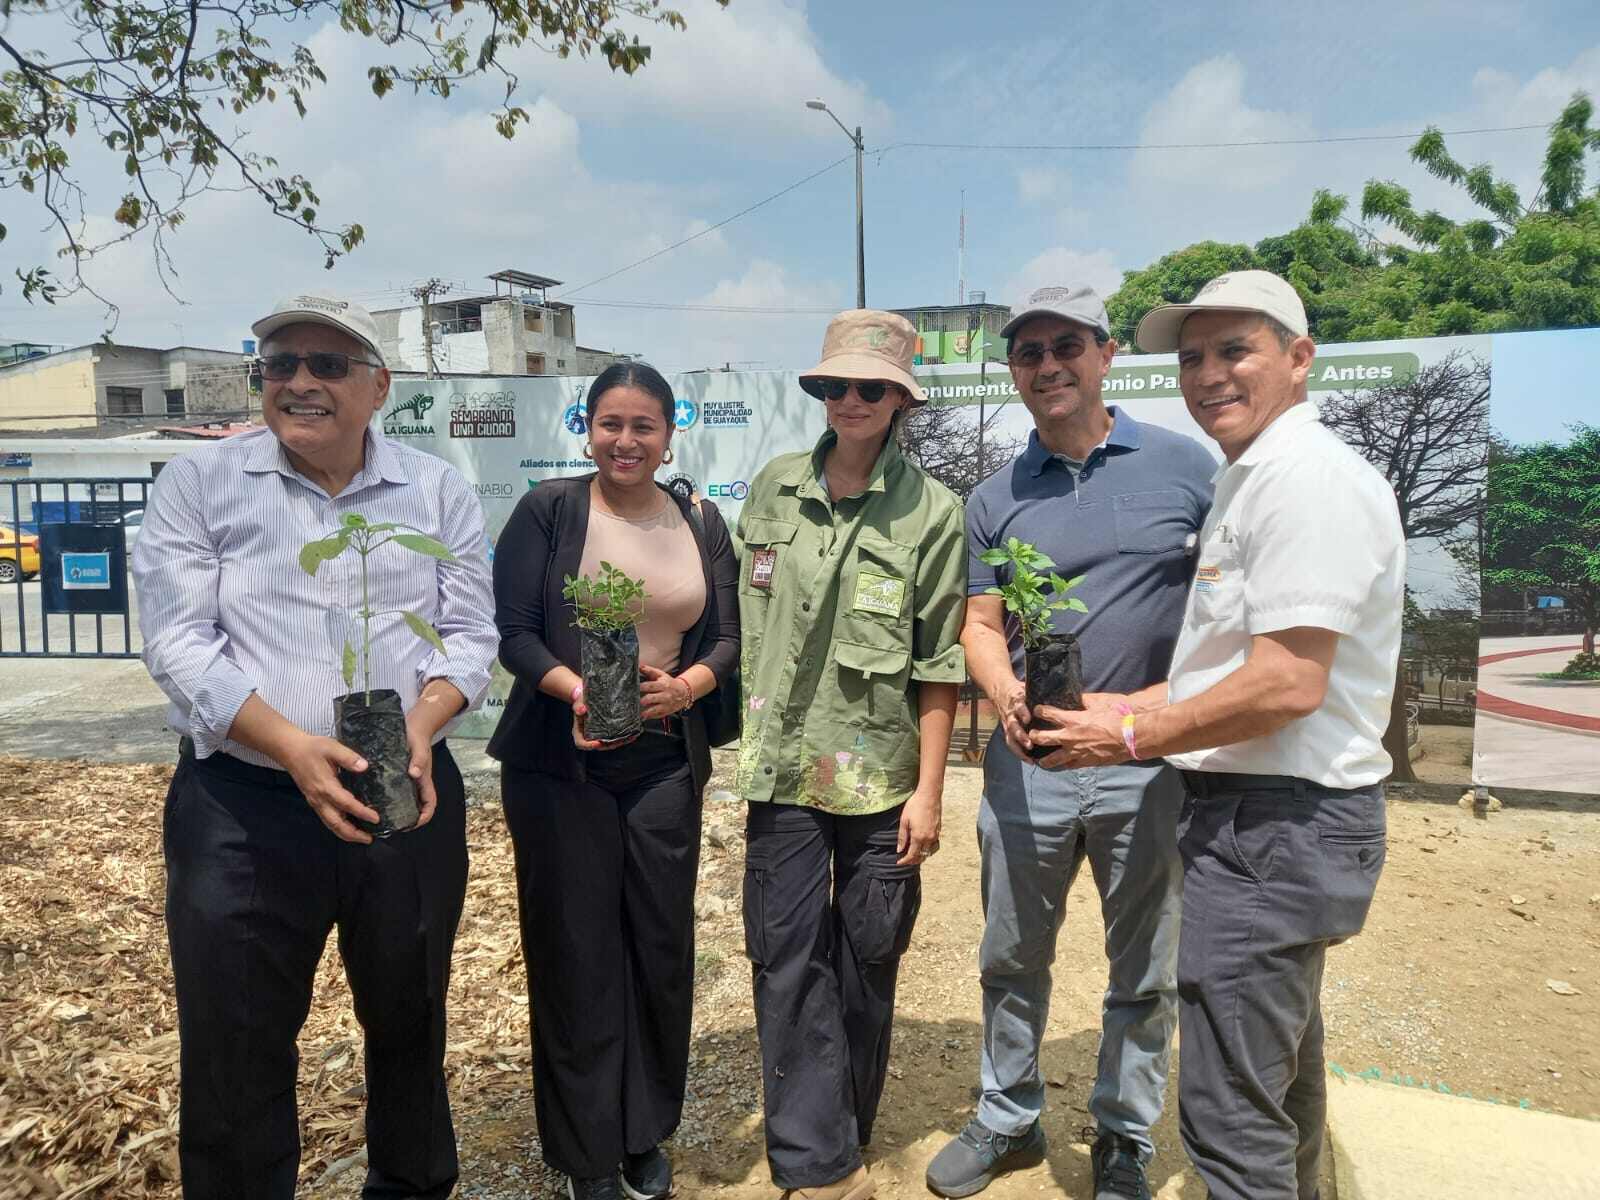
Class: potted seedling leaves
300,513,454,836
981,537,1090,758
563,562,649,743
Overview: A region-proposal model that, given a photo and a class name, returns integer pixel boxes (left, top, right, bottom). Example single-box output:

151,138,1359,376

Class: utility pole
808,100,866,308
410,278,449,378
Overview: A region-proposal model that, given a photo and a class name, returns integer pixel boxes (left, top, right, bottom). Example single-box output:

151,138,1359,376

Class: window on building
526,354,546,375
554,312,574,339
106,386,143,416
165,388,185,416
524,308,544,332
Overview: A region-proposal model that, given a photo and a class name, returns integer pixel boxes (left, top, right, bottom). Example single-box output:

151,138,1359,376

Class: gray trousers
976,734,1183,1157
1176,772,1386,1200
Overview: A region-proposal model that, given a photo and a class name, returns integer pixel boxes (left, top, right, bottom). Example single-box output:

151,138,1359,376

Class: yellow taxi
0,522,41,583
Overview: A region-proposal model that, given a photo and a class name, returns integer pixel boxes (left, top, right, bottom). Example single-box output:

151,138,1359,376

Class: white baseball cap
252,289,385,366
1134,269,1309,353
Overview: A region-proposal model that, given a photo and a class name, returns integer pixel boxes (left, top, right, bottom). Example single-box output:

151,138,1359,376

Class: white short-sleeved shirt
1165,402,1405,788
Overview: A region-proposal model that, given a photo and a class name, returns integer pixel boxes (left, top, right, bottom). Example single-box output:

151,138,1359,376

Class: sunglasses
1008,336,1095,370
255,351,383,381
801,378,900,404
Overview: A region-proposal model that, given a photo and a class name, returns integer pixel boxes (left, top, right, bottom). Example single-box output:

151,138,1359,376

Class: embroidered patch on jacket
1195,563,1222,593
750,548,777,590
853,571,906,616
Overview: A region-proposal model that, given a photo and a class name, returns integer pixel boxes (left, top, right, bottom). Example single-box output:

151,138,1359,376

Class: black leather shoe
925,1117,1046,1197
1090,1129,1151,1200
622,1146,672,1200
568,1174,625,1200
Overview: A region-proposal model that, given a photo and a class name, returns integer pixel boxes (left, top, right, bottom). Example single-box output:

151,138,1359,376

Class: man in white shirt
1030,270,1404,1200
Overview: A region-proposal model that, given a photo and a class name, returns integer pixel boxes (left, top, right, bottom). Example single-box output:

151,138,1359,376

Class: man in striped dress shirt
131,290,497,1199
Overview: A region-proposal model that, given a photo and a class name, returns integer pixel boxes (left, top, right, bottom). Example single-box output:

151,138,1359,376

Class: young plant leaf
401,610,448,655
1066,598,1089,613
341,639,357,689
298,531,349,576
390,533,456,561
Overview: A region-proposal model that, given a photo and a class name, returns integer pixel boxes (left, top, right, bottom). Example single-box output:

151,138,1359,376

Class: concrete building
372,269,633,378
0,341,255,434
892,296,1012,366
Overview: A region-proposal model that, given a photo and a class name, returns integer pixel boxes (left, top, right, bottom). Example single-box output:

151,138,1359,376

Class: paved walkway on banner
1473,636,1600,795
1327,1071,1600,1199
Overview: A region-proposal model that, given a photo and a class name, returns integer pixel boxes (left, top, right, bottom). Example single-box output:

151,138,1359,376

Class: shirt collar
1021,406,1141,477
242,425,408,493
778,426,904,499
1230,400,1321,471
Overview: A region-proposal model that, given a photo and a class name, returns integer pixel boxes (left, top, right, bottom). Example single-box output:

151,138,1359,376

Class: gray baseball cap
1001,284,1111,340
252,288,386,366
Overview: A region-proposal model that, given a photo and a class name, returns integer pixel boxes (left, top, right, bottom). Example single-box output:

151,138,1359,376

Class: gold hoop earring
582,443,593,459
662,447,674,465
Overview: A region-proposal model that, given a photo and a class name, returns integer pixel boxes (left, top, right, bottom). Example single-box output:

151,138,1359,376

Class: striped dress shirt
132,426,498,769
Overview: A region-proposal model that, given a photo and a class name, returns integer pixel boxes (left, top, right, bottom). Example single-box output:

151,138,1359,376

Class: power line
553,153,854,301
877,122,1551,154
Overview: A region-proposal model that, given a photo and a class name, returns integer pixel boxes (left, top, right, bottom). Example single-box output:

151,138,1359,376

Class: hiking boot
622,1147,672,1200
568,1175,625,1200
782,1165,875,1200
1089,1128,1151,1200
925,1117,1047,1197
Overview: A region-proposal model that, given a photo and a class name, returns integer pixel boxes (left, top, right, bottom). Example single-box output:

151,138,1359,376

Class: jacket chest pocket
1191,542,1243,626
740,516,798,603
837,533,915,644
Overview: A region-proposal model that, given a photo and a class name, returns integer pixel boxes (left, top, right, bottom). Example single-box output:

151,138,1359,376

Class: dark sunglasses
255,351,383,381
801,377,900,404
1008,336,1094,370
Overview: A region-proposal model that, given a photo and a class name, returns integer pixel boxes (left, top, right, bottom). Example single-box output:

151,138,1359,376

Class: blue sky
6,0,1600,372
1489,329,1600,444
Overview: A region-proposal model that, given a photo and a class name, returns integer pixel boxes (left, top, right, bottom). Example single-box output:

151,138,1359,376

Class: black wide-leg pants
742,802,922,1189
164,742,468,1200
502,732,702,1179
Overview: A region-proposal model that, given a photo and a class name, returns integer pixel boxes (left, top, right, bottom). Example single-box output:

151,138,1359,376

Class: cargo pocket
742,847,770,965
841,859,923,964
833,639,911,720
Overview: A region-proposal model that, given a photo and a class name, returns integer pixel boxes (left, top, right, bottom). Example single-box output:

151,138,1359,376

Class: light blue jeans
975,733,1183,1158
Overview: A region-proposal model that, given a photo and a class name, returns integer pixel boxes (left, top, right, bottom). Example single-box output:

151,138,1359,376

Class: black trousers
502,731,702,1179
1176,773,1386,1200
164,742,468,1200
743,802,922,1189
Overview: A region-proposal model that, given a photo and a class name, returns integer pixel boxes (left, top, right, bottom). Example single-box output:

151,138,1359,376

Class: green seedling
299,512,454,701
563,561,649,632
980,536,1089,649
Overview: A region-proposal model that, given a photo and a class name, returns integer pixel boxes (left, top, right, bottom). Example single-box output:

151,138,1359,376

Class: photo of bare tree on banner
1318,348,1489,787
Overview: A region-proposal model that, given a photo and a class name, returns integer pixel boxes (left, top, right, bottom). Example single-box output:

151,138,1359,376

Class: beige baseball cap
1134,269,1309,353
799,309,927,406
252,289,386,366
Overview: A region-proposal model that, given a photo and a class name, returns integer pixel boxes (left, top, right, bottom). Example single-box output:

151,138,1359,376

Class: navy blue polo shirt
966,406,1216,693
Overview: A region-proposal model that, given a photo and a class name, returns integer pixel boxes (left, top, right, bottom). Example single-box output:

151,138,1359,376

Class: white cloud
1016,166,1073,208
506,0,892,149
1001,247,1125,311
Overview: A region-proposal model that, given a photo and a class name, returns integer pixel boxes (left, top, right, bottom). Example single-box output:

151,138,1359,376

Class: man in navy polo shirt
926,286,1214,1200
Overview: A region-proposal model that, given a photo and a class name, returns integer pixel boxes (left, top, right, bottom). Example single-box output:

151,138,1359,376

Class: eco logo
562,402,588,436
673,397,699,431
706,480,749,500
383,392,435,436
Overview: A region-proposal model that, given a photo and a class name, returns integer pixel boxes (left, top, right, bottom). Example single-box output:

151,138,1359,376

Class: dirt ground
1,751,1596,1199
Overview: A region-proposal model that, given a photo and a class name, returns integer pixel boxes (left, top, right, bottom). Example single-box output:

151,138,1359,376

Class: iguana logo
387,393,434,422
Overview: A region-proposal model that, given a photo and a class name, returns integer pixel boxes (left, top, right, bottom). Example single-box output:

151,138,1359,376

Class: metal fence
1,477,151,657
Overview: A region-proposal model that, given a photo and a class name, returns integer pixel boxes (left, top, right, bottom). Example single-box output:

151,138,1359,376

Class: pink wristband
1116,703,1140,761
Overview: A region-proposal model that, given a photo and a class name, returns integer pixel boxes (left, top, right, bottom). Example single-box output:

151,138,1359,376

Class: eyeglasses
255,351,383,381
801,378,899,404
1008,336,1095,370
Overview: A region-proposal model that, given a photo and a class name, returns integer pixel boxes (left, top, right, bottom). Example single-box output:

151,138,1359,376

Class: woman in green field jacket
735,309,968,1200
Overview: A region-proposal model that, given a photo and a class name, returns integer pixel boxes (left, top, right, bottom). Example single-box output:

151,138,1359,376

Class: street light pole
808,100,866,308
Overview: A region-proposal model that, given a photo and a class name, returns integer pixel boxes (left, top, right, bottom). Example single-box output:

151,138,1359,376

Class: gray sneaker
925,1117,1047,1198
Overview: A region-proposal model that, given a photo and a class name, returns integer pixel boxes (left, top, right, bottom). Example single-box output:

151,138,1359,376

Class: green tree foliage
1110,94,1600,348
0,0,722,307
1483,425,1600,657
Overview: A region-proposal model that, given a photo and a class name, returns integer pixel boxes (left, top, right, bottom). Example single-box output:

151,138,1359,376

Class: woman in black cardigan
488,362,739,1200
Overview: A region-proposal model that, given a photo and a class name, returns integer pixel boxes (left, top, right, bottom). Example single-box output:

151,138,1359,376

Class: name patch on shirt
1195,563,1223,593
853,571,906,617
750,548,777,590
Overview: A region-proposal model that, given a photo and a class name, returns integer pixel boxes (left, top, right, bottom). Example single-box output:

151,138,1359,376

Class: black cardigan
486,474,740,793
